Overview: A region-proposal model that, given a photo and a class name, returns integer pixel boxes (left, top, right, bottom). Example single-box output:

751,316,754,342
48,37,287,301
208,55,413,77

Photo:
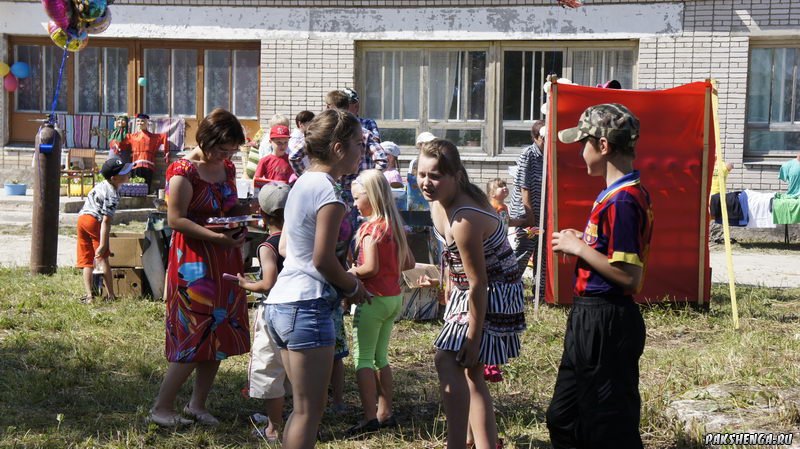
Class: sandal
345,418,380,437
146,409,193,427
183,405,220,426
379,415,398,428
77,295,93,304
252,420,280,443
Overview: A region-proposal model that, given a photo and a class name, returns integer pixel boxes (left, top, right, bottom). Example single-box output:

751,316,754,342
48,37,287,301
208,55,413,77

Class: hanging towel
738,190,750,226
772,193,800,225
744,190,777,228
711,191,744,226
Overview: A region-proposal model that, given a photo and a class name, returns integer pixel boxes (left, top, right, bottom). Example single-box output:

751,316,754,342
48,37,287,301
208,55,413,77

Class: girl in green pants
347,169,415,435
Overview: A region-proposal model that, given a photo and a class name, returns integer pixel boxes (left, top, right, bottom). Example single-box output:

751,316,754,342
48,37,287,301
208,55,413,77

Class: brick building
0,0,798,190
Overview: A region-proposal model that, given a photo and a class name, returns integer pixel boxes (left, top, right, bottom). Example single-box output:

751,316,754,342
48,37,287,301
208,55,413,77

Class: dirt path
0,232,795,289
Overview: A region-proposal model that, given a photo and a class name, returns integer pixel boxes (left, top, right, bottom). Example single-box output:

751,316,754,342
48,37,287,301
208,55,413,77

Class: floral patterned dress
163,158,250,362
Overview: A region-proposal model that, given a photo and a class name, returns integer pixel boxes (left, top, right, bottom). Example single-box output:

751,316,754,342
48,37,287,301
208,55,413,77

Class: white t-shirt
267,171,344,304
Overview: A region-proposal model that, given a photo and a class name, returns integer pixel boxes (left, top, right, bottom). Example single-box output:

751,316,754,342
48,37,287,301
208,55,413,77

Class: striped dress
433,206,526,365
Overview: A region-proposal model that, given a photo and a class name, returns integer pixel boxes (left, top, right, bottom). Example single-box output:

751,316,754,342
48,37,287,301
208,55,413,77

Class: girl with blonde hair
347,169,415,434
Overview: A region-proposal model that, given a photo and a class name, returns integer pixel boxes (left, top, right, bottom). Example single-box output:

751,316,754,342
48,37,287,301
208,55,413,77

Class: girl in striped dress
416,139,526,449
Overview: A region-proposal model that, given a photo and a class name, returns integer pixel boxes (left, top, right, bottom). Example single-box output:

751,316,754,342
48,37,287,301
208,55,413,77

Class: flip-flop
77,295,93,304
252,422,280,443
183,405,219,426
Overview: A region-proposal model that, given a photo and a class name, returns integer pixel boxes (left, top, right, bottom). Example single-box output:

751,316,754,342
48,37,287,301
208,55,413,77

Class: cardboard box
108,232,146,268
111,267,146,297
397,263,442,321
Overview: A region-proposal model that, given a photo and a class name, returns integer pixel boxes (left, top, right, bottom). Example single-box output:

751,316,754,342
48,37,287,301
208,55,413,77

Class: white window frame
746,41,800,159
498,41,638,155
358,40,637,158
358,42,492,155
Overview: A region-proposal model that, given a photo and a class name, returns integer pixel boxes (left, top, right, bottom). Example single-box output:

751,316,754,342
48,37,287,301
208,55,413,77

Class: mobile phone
222,273,238,282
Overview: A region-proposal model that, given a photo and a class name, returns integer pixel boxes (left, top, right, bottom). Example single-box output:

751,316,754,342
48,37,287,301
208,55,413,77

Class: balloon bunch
0,61,31,92
41,0,113,52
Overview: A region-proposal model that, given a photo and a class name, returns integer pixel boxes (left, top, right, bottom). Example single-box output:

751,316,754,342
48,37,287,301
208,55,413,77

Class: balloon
10,62,30,79
48,22,89,52
4,74,19,92
137,77,147,87
42,0,73,30
0,62,9,77
85,6,111,34
72,0,106,22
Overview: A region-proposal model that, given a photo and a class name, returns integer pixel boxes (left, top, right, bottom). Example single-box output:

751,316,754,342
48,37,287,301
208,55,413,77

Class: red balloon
4,74,19,92
42,0,73,30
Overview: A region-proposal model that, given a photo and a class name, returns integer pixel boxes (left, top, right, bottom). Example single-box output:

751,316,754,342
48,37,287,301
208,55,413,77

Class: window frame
498,40,638,155
745,40,800,159
358,42,493,155
357,40,637,158
7,36,260,147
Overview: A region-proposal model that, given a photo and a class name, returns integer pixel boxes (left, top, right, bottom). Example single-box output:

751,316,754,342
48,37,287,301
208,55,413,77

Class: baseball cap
270,125,290,139
341,87,359,104
258,183,290,214
415,132,436,145
557,103,640,149
101,157,132,179
381,141,401,157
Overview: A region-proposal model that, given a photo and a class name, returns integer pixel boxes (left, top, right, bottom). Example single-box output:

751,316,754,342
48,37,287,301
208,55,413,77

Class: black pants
546,295,646,449
132,167,154,193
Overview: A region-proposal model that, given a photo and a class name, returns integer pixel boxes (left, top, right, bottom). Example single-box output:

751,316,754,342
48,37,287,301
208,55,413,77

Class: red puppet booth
545,81,716,306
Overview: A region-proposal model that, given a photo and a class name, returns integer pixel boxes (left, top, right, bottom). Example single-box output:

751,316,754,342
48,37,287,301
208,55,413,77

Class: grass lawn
1,267,799,448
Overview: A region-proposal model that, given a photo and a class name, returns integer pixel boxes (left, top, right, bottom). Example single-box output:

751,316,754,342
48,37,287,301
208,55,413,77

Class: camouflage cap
558,103,640,149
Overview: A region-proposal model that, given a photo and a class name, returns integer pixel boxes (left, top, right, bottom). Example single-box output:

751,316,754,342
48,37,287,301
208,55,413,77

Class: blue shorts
266,296,338,351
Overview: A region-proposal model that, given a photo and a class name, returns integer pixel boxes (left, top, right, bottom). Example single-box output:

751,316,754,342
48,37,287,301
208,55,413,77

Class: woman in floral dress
149,108,250,427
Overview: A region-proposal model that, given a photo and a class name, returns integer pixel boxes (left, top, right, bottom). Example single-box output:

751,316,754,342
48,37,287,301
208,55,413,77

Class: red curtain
545,81,715,305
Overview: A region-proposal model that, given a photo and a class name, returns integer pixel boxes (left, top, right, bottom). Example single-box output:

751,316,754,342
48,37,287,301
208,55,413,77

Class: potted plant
4,179,27,196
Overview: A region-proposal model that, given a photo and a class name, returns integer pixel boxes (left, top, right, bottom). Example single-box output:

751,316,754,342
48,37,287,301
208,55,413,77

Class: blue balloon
10,61,30,79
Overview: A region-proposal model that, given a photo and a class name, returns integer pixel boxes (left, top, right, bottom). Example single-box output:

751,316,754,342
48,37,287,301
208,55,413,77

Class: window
14,44,67,113
747,46,800,156
142,48,198,117
205,49,259,118
571,49,634,89
360,42,635,157
362,47,488,152
502,50,563,148
76,47,128,114
500,45,635,153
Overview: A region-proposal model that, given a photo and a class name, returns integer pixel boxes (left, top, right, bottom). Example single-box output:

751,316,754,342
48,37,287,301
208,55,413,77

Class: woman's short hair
304,109,361,164
196,108,245,152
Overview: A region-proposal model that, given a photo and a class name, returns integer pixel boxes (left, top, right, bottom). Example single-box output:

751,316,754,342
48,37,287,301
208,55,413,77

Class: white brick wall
260,39,354,129
638,0,795,191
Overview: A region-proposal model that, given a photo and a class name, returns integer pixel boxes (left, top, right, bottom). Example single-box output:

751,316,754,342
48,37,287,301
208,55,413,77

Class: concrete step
0,190,156,213
0,208,156,227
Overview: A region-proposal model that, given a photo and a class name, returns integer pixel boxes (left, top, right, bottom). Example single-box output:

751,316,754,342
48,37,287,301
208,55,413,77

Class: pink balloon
42,0,72,30
4,74,19,92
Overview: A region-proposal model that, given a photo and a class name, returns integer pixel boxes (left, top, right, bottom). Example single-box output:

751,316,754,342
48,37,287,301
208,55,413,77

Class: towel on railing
772,193,800,225
744,190,777,229
710,191,748,226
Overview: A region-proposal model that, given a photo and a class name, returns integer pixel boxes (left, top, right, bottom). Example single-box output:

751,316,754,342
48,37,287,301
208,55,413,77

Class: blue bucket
4,183,27,196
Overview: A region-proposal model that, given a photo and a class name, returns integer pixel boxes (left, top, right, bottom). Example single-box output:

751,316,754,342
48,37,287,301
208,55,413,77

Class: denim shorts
266,295,338,351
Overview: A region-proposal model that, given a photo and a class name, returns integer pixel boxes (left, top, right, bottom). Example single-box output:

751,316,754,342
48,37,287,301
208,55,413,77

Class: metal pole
30,123,62,275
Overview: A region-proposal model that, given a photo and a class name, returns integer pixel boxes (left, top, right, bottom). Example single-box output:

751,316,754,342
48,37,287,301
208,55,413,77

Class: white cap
415,132,436,145
381,141,401,157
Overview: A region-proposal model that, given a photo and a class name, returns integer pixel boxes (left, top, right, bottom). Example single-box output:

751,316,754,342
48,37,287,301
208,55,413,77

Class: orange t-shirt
128,130,167,169
356,219,401,297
